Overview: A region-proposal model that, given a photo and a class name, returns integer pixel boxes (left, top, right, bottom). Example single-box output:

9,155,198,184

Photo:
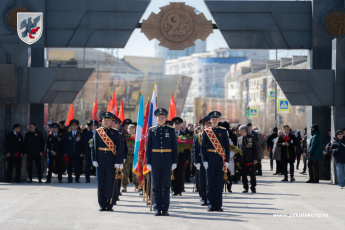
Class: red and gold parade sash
96,128,117,156
205,128,227,172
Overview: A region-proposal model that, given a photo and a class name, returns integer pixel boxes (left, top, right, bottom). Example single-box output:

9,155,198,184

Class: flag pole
146,173,149,205
142,177,146,201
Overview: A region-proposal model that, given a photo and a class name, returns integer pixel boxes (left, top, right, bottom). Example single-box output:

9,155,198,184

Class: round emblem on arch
141,2,213,50
160,9,194,43
325,11,345,36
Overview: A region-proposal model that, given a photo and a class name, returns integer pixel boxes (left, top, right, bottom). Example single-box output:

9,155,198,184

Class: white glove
224,162,229,168
92,161,98,167
120,164,123,169
123,159,126,164
171,163,177,170
195,163,201,170
115,164,120,168
147,164,152,171
203,162,209,169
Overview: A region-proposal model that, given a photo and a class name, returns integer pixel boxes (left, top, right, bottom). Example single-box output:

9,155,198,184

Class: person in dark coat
277,125,297,182
58,120,68,136
295,130,303,170
23,122,45,183
201,111,230,212
64,119,85,183
328,130,345,188
91,112,123,211
146,108,178,216
46,123,64,183
84,120,99,183
266,127,278,171
306,124,322,183
237,125,258,193
4,124,24,183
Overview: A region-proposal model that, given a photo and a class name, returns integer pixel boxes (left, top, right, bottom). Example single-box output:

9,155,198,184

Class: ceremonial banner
133,95,144,173
66,104,74,126
118,100,125,123
168,93,177,121
110,91,118,116
92,98,100,122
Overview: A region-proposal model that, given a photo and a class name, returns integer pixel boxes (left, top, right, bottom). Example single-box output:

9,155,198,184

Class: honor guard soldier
64,119,84,183
46,123,64,183
201,111,230,212
84,120,99,183
193,116,211,206
171,117,191,196
146,108,178,216
91,112,123,211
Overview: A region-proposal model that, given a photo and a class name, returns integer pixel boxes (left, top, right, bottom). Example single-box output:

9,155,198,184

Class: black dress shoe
195,189,199,193
154,210,161,216
256,172,262,176
242,189,248,193
306,180,315,183
45,180,51,183
227,189,232,193
99,208,106,211
300,171,306,174
201,202,208,206
273,173,278,175
172,193,179,196
281,178,288,182
251,188,256,193
106,208,113,211
207,206,216,212
39,180,42,183
216,208,223,212
28,180,33,183
178,193,182,196
313,180,319,183
290,178,295,182
161,211,169,216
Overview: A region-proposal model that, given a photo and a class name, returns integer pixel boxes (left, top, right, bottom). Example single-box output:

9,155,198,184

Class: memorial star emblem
141,2,213,50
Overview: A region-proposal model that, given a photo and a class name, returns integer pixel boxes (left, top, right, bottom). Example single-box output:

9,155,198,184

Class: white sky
116,0,308,59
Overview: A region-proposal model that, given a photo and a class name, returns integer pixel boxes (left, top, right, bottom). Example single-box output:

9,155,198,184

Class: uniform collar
158,124,165,128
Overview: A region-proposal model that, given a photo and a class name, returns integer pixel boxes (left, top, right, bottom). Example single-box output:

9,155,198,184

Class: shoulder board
219,126,226,129
111,127,119,131
149,126,157,130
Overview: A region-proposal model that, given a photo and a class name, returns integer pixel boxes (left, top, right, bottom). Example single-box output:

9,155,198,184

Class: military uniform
146,108,178,216
201,111,230,212
84,120,99,183
122,133,139,191
91,112,123,211
193,116,210,206
4,130,24,183
64,119,84,183
46,123,64,183
171,117,191,196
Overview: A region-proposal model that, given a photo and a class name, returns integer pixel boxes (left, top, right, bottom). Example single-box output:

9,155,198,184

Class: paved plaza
0,160,343,230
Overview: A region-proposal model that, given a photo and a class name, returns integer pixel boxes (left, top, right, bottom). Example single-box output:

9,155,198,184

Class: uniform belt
98,147,112,151
152,149,172,153
207,149,217,153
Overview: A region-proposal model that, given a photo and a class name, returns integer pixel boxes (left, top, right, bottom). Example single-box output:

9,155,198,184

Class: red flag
118,100,125,123
92,98,100,122
168,93,177,121
137,101,151,184
106,98,112,112
66,104,74,126
110,92,118,116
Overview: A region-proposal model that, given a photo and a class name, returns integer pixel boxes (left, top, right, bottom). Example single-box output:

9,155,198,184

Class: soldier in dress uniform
193,116,211,206
112,116,127,201
64,119,84,183
84,120,99,183
201,111,230,212
46,123,64,183
58,120,68,136
122,119,132,134
146,108,178,216
4,124,24,183
91,112,123,211
171,117,191,196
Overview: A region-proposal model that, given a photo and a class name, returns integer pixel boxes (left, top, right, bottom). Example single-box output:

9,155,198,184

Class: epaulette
219,126,226,129
111,127,119,131
149,125,157,130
